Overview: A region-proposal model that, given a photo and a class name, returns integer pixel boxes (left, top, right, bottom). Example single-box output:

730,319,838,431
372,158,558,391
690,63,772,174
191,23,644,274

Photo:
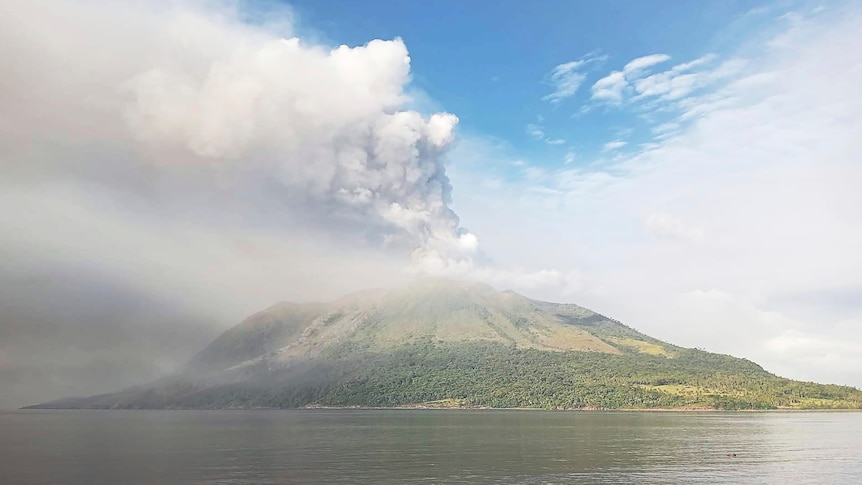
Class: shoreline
15,405,862,412
19,401,862,412
300,404,862,412
300,398,722,412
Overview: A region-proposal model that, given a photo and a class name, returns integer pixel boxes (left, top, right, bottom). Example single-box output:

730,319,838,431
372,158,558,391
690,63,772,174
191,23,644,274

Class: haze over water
2,410,860,484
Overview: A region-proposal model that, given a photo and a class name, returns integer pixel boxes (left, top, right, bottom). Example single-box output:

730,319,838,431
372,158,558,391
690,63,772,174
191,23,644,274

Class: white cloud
623,53,671,75
590,53,670,103
526,123,566,145
591,71,628,103
542,54,605,103
633,58,747,101
652,122,680,134
602,140,628,151
543,61,587,103
634,72,697,99
644,212,705,243
672,53,718,72
526,123,545,139
589,51,744,137
523,166,547,179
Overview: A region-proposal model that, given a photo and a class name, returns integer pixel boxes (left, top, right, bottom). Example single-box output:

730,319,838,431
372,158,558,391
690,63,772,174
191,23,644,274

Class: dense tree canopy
38,342,861,410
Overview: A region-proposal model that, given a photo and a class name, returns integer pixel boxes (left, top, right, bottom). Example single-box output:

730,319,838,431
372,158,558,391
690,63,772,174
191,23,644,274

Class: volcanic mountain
28,279,862,410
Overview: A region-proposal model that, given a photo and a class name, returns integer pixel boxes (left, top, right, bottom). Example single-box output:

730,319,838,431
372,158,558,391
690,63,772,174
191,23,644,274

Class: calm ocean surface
1,409,860,484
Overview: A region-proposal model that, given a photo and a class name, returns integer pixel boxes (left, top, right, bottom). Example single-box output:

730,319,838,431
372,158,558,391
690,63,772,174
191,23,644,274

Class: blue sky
282,0,783,169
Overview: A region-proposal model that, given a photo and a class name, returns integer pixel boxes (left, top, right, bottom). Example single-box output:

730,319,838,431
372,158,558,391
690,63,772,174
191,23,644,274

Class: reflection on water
1,410,860,484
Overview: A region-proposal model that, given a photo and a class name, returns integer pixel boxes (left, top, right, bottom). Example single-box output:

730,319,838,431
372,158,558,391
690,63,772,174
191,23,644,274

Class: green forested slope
26,280,862,410
31,341,862,410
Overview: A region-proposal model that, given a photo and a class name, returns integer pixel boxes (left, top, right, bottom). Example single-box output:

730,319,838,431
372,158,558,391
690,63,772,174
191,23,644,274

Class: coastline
15,405,862,412
301,404,861,412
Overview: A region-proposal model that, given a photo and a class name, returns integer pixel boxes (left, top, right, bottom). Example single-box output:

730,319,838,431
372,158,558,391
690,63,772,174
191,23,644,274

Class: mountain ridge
26,279,862,410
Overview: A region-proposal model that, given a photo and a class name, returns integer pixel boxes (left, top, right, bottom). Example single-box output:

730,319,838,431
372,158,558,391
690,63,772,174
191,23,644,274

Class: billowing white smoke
0,0,567,294
118,7,475,267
